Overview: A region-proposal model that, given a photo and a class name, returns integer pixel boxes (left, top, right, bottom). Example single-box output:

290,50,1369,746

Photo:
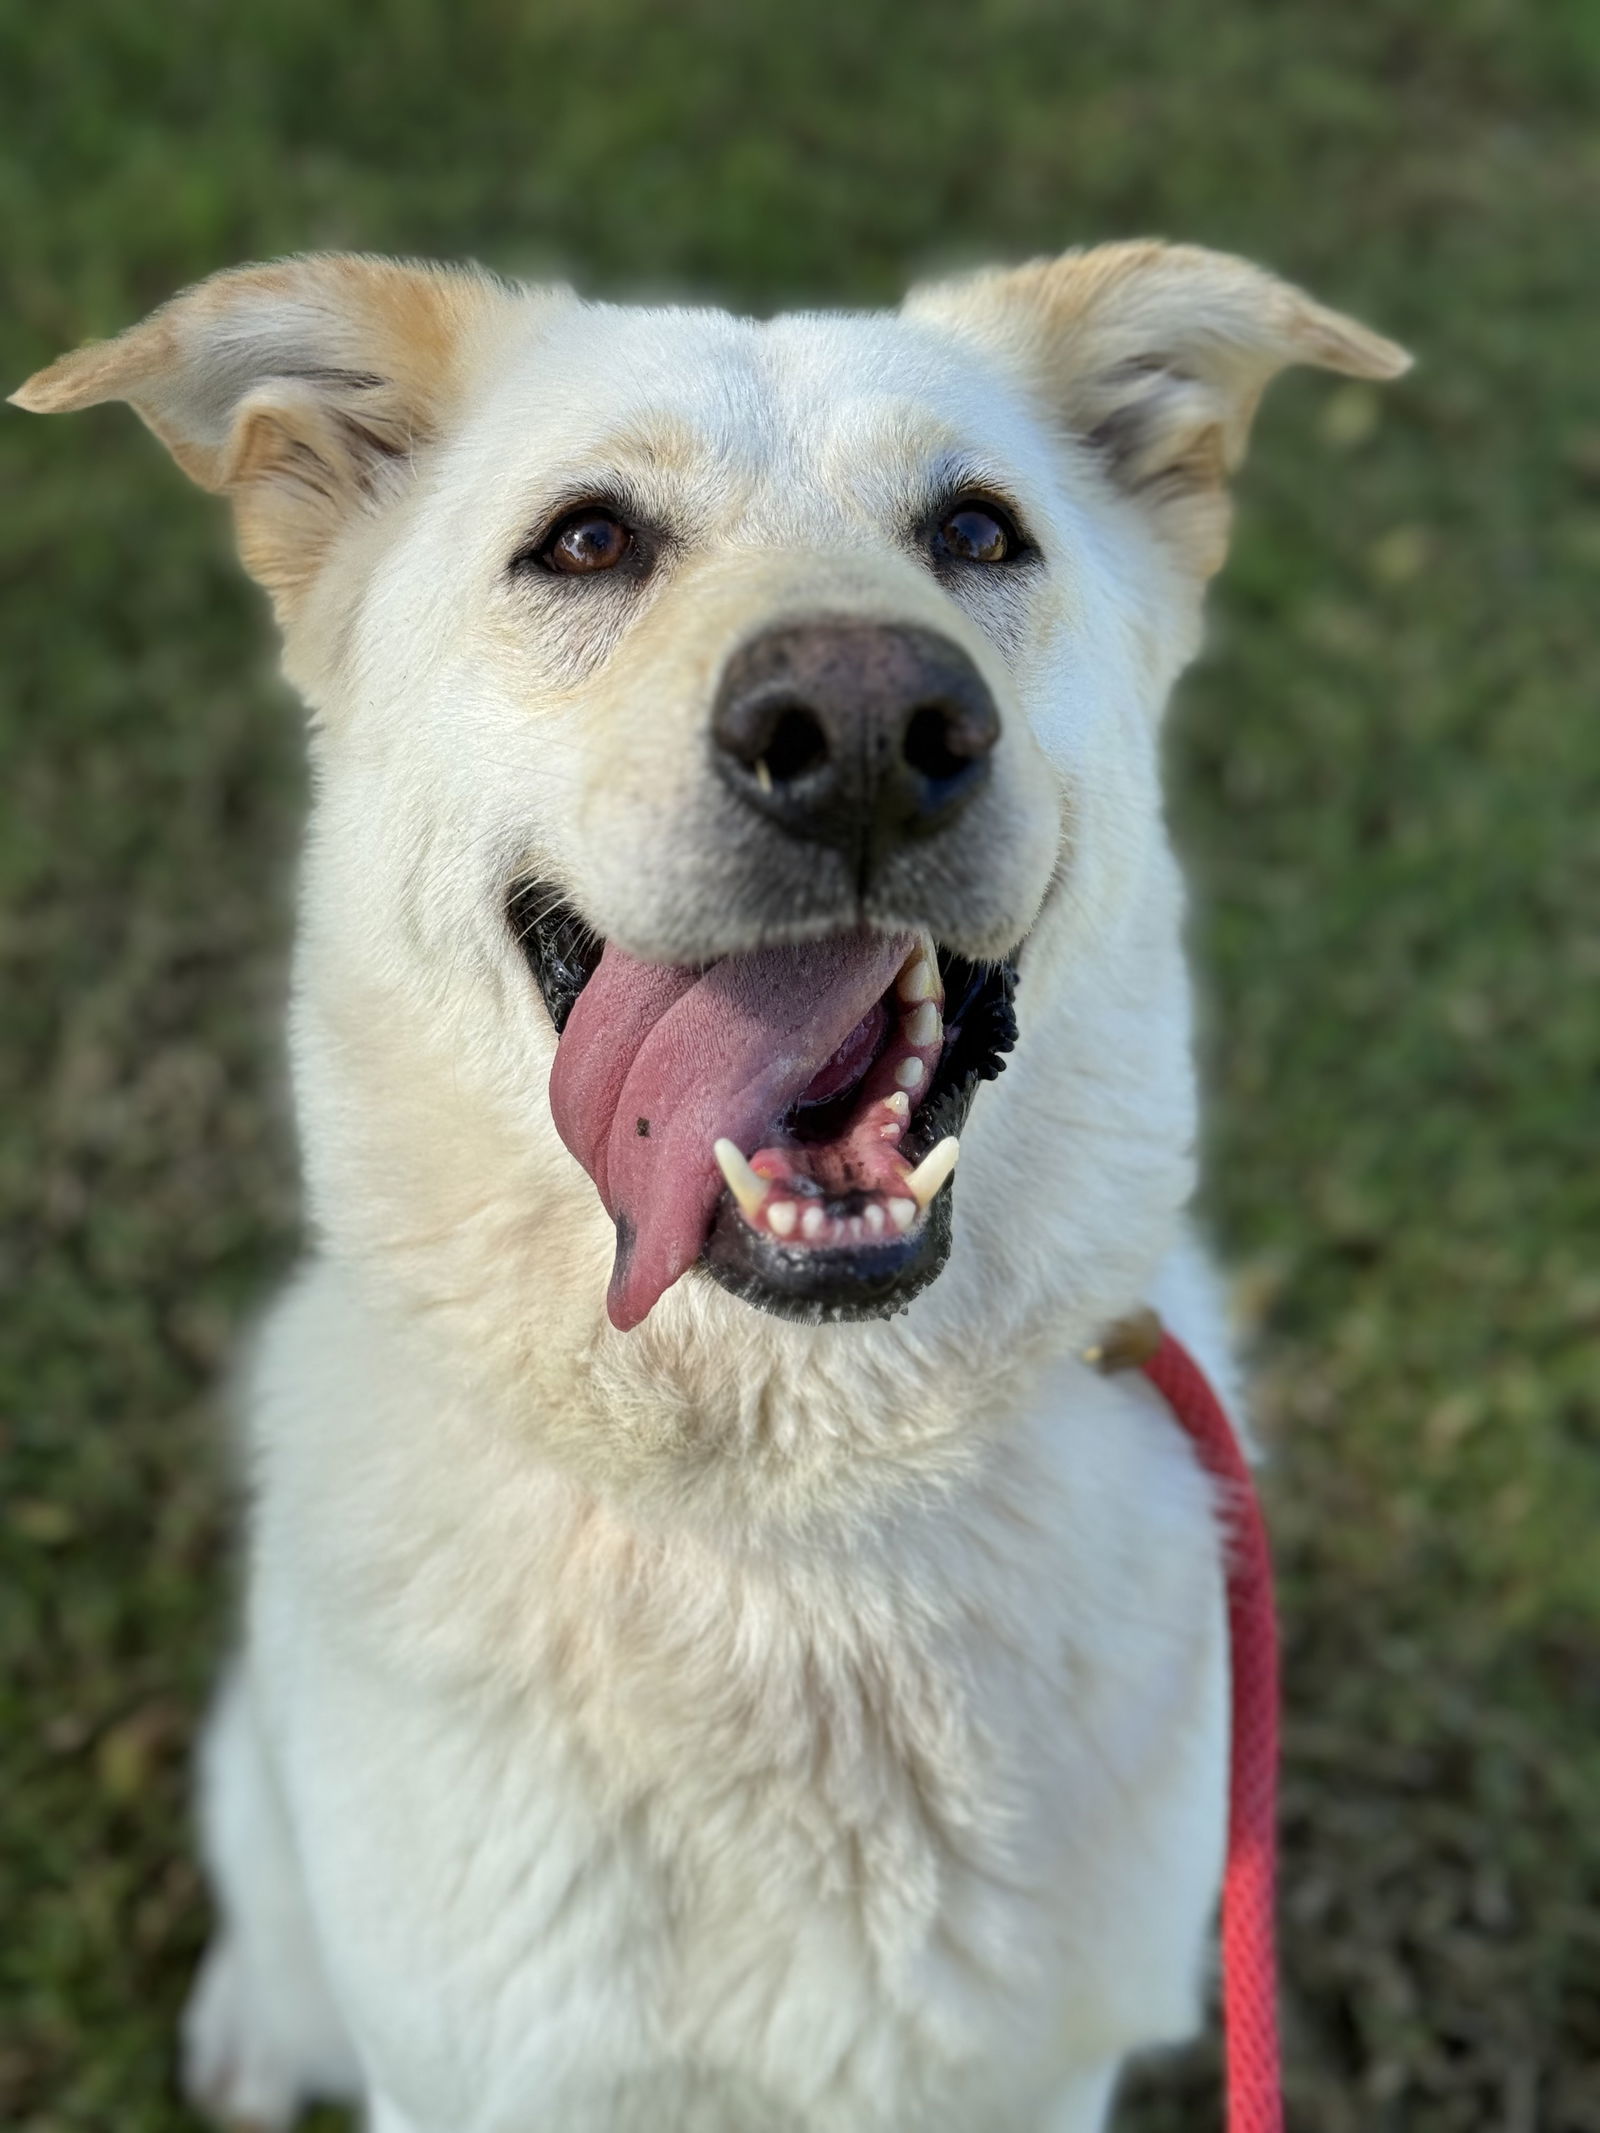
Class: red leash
1141,1328,1284,2133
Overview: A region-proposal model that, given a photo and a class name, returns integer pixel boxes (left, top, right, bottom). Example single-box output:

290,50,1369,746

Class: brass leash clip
1081,1305,1164,1375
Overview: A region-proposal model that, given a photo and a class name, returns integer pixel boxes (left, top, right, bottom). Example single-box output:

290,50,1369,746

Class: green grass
3,3,1597,2127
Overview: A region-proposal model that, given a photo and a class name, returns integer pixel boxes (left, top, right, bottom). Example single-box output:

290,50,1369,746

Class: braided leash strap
1141,1329,1284,2133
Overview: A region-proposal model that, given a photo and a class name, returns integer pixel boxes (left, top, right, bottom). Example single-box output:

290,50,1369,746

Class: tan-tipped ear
11,254,527,614
905,241,1410,578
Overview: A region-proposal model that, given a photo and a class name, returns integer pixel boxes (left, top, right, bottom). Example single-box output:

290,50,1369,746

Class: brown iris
935,498,1021,564
539,506,633,575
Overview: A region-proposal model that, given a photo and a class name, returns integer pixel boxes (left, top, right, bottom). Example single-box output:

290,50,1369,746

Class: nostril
714,685,835,801
904,702,981,787
760,703,831,787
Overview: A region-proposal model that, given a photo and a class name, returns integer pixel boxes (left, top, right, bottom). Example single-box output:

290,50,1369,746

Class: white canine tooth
767,1200,797,1238
897,951,938,1004
904,1135,960,1209
884,1090,911,1120
864,1203,886,1237
801,1205,828,1241
904,1000,940,1048
713,1137,768,1220
887,1197,917,1234
894,1056,925,1091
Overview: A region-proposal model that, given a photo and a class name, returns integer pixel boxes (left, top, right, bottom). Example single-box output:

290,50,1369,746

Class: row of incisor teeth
768,1196,916,1240
712,1133,960,1235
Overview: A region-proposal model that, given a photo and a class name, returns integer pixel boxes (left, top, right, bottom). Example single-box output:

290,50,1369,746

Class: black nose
711,621,1000,877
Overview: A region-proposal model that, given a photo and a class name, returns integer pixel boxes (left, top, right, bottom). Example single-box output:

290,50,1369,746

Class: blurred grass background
2,2,1597,2127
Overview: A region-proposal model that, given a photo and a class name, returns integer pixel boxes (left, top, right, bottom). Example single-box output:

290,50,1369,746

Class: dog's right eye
931,495,1026,566
522,506,635,577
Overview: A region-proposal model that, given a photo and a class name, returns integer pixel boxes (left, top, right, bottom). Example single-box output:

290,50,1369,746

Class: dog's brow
584,417,706,476
884,453,1030,540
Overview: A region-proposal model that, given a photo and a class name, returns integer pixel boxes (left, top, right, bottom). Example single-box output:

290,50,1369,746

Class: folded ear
905,241,1410,578
11,254,524,614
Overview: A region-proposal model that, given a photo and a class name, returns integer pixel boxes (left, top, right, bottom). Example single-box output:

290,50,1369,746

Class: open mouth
512,885,1017,1330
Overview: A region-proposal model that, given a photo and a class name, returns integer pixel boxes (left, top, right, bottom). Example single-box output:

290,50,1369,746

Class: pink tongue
549,932,913,1329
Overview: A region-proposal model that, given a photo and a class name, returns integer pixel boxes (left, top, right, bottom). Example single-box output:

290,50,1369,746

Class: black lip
509,883,604,1034
699,1185,955,1324
509,882,1018,1323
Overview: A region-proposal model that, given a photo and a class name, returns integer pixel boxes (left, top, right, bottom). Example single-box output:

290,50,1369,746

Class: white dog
16,242,1404,2132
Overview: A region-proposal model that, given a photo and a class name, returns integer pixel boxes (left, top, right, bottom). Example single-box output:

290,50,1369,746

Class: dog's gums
513,884,1017,1328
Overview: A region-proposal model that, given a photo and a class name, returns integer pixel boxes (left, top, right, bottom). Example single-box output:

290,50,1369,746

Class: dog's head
16,248,1404,1388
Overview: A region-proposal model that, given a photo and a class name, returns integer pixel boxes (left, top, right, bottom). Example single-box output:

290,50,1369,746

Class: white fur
201,298,1224,2130
16,247,1400,2131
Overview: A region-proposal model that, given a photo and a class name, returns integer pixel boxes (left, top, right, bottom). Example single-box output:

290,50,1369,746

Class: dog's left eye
529,506,635,576
932,497,1024,566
